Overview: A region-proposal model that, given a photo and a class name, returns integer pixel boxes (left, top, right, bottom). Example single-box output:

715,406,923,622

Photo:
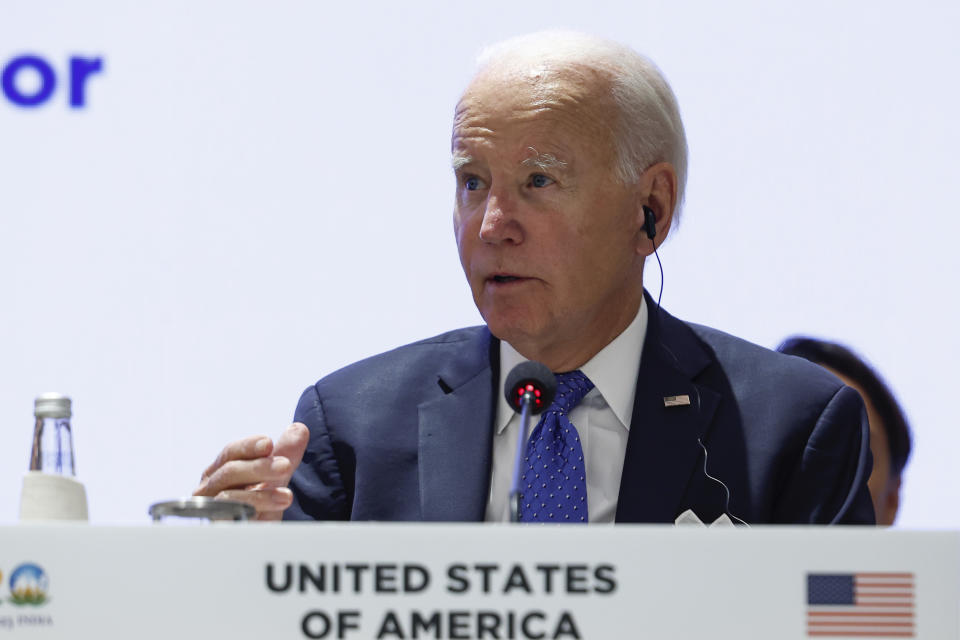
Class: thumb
274,422,310,475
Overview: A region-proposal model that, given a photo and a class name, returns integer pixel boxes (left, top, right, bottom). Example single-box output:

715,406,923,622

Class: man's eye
464,176,484,191
530,174,554,188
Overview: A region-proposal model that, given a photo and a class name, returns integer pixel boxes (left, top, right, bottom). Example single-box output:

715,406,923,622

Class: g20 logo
7,564,50,606
2,54,104,108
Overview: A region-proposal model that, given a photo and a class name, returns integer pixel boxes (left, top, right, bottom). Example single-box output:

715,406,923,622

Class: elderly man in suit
195,32,874,525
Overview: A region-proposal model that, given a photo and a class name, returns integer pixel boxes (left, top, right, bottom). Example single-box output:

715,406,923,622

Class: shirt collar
495,298,648,434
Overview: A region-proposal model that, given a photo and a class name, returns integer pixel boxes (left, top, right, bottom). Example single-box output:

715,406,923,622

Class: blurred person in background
777,336,912,525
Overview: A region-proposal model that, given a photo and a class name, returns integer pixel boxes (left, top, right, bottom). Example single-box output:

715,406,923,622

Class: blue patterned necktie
519,370,594,523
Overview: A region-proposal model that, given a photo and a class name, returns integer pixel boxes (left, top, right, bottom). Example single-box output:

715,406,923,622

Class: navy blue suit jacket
285,301,874,524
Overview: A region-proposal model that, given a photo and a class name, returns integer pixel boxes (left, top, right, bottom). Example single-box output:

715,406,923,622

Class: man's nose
478,190,522,245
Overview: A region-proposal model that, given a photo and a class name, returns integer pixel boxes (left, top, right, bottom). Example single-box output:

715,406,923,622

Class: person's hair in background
777,337,912,525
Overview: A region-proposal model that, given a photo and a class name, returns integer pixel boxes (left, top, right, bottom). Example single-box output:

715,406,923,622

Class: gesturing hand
194,422,309,521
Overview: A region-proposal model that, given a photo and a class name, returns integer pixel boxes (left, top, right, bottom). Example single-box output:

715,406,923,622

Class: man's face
452,66,649,370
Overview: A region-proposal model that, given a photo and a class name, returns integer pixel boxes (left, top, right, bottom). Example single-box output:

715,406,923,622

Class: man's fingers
201,435,273,480
195,423,308,510
214,487,293,521
195,455,292,497
273,422,310,472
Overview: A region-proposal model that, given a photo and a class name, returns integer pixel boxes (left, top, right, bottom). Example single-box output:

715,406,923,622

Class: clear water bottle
30,392,77,475
20,392,88,521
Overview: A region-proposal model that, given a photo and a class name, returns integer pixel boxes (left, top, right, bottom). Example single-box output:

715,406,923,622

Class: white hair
474,31,688,219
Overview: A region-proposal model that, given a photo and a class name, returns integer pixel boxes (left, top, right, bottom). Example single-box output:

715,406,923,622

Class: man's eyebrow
451,155,473,171
521,147,568,172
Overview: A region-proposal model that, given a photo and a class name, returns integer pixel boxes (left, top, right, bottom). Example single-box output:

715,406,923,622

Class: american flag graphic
806,572,915,637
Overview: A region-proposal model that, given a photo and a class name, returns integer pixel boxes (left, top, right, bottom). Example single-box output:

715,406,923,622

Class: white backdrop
1,1,957,527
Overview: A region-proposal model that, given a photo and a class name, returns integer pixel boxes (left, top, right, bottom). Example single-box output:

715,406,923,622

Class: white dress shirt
484,300,649,523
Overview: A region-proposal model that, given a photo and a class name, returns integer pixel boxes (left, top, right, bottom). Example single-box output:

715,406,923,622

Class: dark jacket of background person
778,336,912,525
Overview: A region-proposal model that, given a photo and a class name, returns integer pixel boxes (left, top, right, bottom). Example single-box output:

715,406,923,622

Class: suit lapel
616,299,721,523
418,330,498,521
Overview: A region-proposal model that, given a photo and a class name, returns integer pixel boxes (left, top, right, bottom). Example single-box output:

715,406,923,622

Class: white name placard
0,524,956,639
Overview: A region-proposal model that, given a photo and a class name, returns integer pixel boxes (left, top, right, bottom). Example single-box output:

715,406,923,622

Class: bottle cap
34,393,72,419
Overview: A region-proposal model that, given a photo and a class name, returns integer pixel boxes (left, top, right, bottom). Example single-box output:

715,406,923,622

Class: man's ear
636,162,677,255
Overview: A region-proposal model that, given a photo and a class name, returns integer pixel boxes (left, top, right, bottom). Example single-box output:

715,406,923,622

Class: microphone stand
509,391,535,522
503,360,555,523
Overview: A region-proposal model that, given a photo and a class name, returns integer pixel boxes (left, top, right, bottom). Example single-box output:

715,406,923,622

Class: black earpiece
642,205,657,240
642,204,664,310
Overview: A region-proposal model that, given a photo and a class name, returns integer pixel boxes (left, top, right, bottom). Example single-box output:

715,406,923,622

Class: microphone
503,361,557,522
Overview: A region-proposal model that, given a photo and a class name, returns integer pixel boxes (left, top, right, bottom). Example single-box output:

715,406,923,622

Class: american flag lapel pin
663,395,691,407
